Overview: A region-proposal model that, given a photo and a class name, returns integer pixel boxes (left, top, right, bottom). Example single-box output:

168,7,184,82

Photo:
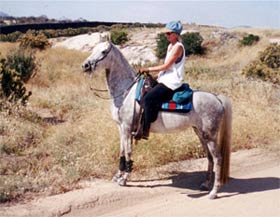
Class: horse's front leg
112,156,125,182
113,124,133,186
117,153,133,186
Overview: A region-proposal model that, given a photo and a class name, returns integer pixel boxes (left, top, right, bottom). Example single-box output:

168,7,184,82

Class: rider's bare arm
140,45,183,77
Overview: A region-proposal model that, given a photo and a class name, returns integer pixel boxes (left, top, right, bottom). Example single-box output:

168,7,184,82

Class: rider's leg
142,83,173,138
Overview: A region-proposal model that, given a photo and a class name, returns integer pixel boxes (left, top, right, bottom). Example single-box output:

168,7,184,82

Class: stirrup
132,131,142,140
132,128,149,140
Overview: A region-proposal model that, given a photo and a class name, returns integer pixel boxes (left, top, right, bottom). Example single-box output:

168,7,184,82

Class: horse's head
82,41,112,73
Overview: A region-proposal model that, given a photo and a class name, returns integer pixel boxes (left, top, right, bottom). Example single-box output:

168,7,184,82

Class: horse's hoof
112,174,122,183
200,183,210,191
112,176,118,183
208,191,218,200
118,177,127,186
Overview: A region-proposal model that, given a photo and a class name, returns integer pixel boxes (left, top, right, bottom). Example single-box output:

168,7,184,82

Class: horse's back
151,91,225,133
192,91,224,114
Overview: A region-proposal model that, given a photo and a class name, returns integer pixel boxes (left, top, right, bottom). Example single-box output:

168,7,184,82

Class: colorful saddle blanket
135,78,193,112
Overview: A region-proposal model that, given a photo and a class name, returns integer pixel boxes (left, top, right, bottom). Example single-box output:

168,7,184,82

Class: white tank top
157,42,185,90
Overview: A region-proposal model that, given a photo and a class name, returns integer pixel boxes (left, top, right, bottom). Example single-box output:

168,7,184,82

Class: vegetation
110,29,128,45
0,14,162,42
155,33,170,58
17,30,50,50
239,34,260,46
242,43,280,84
181,32,204,55
156,32,204,59
0,26,279,204
0,15,65,26
0,49,36,106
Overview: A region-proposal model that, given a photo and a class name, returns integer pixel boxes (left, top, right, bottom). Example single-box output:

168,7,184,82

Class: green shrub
155,33,169,59
110,29,128,45
181,32,204,55
242,43,280,84
6,49,37,83
0,31,22,42
17,30,50,50
155,32,204,59
240,34,260,46
0,49,36,105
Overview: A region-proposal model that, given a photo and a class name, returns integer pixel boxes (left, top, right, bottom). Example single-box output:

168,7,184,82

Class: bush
0,49,36,105
155,33,170,59
17,30,50,50
110,29,128,45
6,49,37,83
242,43,280,84
155,32,204,59
0,31,22,42
240,34,260,46
182,32,204,55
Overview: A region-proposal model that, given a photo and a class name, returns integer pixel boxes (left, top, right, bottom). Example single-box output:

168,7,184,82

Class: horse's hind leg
194,127,221,199
193,128,214,191
200,148,214,191
207,139,222,199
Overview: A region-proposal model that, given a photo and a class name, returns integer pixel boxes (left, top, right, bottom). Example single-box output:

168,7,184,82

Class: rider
135,20,186,140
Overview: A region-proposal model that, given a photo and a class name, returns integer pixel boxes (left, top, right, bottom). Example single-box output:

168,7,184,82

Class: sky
0,0,279,28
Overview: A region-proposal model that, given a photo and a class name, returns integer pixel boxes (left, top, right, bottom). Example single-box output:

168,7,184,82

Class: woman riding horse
135,21,186,140
82,27,232,199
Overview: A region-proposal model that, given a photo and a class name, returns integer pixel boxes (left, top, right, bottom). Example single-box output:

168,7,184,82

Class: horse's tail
217,95,232,184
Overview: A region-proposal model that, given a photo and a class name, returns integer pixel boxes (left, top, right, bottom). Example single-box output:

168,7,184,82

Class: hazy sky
0,0,279,28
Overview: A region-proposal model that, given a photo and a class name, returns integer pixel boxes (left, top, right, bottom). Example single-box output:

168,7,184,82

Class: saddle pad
135,78,192,112
161,101,192,112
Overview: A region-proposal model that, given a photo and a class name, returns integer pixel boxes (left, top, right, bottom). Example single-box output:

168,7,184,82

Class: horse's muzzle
82,62,91,72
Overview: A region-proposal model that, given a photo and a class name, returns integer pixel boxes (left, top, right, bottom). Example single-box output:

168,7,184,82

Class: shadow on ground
129,171,280,199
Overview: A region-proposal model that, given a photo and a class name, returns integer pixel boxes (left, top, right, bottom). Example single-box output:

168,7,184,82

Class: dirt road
1,149,279,217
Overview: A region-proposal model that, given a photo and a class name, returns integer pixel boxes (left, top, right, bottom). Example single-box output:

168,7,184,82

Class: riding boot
132,116,149,140
132,113,144,140
141,119,150,140
141,126,149,140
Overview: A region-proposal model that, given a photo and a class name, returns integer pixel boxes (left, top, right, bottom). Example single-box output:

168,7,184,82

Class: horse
82,41,232,199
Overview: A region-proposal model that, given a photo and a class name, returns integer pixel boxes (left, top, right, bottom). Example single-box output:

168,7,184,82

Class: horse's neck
105,46,136,108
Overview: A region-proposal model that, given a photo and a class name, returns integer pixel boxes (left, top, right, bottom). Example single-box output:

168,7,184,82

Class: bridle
84,43,113,72
84,43,142,100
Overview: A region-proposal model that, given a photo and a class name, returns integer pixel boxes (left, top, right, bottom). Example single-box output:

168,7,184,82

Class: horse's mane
110,43,136,77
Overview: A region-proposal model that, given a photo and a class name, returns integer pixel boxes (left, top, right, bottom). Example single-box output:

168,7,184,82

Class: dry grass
0,27,280,203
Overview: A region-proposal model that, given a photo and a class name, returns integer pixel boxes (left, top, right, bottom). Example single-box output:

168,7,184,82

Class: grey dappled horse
82,41,232,199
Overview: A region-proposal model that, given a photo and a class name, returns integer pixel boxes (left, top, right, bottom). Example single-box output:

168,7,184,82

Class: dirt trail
1,149,279,217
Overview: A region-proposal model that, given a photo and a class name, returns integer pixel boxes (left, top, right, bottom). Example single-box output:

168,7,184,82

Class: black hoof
199,184,210,191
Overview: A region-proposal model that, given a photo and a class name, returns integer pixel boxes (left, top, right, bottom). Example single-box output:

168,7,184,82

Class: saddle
135,74,193,111
132,74,193,140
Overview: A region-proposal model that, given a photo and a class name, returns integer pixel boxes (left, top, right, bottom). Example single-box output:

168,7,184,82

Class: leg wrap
119,156,126,171
125,160,133,173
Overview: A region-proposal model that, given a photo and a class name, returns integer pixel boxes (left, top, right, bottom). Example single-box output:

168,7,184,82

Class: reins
90,72,142,100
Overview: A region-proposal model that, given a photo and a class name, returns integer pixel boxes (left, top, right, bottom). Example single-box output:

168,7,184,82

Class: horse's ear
100,32,111,42
107,33,111,42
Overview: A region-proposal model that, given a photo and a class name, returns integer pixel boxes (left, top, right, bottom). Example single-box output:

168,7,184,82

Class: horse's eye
102,51,106,55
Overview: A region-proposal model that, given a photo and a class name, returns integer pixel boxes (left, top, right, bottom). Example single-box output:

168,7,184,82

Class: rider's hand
139,68,149,74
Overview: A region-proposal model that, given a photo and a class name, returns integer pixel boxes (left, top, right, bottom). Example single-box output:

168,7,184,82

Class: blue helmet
164,21,183,35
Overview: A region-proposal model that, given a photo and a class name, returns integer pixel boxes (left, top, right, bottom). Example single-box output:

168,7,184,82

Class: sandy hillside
51,28,161,65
